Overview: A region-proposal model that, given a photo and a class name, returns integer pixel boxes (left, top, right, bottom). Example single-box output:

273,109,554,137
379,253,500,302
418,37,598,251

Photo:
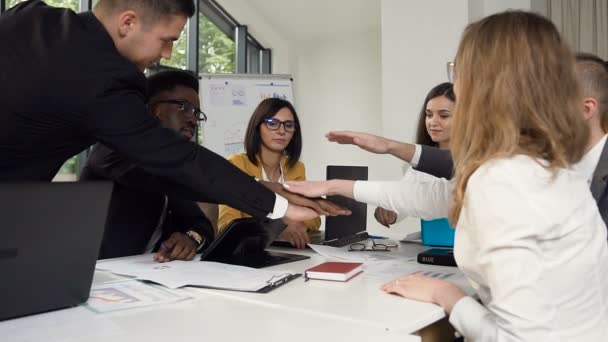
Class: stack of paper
96,255,295,292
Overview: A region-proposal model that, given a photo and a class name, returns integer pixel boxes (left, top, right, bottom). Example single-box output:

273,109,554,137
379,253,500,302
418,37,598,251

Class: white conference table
4,242,462,342
185,243,451,335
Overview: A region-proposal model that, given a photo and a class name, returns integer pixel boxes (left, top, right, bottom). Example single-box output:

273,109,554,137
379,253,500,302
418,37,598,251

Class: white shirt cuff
267,194,288,219
410,144,422,168
449,296,488,339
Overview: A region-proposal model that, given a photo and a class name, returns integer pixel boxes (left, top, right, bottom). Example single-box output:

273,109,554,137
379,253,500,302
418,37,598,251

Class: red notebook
304,262,363,282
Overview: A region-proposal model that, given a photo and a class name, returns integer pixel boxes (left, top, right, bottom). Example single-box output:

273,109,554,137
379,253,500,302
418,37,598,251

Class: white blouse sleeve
448,164,555,341
352,168,452,220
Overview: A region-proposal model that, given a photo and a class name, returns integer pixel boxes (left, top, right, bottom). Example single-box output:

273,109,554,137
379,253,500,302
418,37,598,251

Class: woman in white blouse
285,10,608,341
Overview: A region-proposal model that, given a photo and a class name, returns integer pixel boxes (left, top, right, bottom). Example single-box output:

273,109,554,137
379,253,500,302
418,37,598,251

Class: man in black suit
0,1,346,227
81,70,214,262
327,53,608,230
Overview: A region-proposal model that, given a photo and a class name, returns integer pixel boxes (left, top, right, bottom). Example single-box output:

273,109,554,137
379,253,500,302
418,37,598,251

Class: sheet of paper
0,306,121,342
308,244,401,263
85,280,190,313
364,259,474,295
400,231,422,244
97,255,295,291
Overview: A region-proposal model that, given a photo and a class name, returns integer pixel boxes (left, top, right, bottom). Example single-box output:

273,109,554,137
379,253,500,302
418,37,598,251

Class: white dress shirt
354,155,608,341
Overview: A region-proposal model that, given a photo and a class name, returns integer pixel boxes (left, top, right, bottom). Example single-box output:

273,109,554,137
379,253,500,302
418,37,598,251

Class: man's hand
260,180,350,216
374,207,397,227
280,219,310,249
326,131,392,154
154,232,197,263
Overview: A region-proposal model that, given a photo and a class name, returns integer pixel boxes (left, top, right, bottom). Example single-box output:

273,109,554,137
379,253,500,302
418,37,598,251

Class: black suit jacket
590,140,608,233
416,145,454,179
81,144,215,259
0,1,274,219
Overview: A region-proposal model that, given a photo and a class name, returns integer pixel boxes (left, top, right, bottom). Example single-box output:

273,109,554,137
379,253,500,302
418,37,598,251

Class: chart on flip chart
199,74,294,158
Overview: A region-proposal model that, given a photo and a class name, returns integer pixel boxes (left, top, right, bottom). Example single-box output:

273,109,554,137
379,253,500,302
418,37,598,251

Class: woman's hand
382,274,466,313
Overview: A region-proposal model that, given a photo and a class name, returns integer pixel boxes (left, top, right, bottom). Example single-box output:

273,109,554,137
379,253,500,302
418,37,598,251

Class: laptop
200,218,310,268
272,165,369,248
0,182,113,321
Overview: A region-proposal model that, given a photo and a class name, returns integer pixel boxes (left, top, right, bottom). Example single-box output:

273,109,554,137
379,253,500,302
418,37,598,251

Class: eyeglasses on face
263,118,297,132
348,239,390,252
150,99,207,122
447,62,455,83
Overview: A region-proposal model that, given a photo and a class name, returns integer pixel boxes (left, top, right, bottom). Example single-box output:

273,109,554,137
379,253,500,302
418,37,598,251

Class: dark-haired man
0,1,346,233
81,70,213,261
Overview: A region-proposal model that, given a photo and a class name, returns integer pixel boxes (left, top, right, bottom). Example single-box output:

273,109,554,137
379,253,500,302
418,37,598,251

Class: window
7,0,79,10
199,13,235,74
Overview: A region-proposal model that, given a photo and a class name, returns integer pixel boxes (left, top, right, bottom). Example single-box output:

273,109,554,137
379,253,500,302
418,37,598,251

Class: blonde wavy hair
449,11,588,223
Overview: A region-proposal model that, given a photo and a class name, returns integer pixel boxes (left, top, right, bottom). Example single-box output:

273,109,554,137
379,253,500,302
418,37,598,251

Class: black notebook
417,248,457,267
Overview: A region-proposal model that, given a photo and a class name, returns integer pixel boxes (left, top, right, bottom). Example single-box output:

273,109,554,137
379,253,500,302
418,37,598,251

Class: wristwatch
186,230,205,251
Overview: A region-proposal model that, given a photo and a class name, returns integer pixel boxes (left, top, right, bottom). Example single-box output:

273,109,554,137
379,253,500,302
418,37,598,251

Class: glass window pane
161,25,188,70
199,13,235,74
7,0,79,10
54,155,78,181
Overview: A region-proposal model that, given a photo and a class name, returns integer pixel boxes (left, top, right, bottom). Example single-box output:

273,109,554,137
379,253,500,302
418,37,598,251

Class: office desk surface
3,243,456,342
184,243,450,335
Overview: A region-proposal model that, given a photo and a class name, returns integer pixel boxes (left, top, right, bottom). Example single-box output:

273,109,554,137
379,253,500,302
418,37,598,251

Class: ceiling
245,0,381,40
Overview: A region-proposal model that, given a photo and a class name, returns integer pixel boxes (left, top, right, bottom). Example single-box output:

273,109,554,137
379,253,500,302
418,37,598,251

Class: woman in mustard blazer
218,98,320,248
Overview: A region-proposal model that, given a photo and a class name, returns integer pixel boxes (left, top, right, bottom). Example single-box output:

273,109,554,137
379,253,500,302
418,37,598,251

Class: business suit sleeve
292,163,321,231
217,156,251,232
415,145,454,179
167,197,215,243
84,75,275,220
84,144,220,203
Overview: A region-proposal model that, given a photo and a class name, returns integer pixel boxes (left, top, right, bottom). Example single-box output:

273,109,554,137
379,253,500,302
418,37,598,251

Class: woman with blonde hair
285,11,608,340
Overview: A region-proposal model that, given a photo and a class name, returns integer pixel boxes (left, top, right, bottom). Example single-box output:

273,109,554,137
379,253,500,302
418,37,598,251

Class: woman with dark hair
217,98,321,248
414,82,455,148
375,82,455,226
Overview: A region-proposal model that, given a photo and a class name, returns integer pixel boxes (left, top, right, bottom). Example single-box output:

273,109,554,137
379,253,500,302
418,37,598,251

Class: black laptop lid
325,165,368,242
200,218,309,268
0,182,113,321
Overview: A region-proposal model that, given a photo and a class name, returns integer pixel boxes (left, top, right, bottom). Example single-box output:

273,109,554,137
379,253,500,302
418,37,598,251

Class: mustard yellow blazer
217,153,321,233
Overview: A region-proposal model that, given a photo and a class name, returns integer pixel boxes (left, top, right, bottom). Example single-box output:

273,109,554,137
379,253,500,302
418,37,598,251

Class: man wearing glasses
81,70,214,262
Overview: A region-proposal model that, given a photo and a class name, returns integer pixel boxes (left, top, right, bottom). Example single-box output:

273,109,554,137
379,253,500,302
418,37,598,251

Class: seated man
81,70,213,262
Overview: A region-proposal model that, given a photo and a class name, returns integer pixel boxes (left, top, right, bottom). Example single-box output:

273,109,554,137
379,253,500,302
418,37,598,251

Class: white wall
215,0,291,73
380,0,468,179
292,30,382,182
469,0,531,21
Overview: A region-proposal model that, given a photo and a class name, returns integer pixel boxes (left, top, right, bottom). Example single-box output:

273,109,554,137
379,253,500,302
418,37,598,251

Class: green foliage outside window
199,13,235,73
162,14,236,75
